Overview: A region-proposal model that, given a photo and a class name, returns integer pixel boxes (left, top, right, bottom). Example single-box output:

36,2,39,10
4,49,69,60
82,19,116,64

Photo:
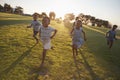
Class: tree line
0,3,23,15
0,3,111,28
26,12,111,28
64,13,111,28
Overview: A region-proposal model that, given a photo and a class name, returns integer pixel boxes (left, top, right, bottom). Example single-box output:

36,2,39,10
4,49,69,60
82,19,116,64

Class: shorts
41,39,51,50
72,38,84,48
107,37,114,42
33,31,38,36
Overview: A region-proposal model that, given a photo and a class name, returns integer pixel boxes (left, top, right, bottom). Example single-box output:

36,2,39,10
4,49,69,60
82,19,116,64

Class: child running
106,25,118,48
71,20,86,57
39,17,57,67
72,17,79,27
27,13,41,43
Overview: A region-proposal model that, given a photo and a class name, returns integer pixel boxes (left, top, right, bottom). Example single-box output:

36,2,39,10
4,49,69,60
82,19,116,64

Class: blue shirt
108,30,116,40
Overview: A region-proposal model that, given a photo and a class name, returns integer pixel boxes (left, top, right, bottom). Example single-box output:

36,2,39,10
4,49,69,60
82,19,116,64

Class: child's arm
27,24,32,28
50,29,57,39
70,27,74,35
82,30,87,41
72,22,75,27
39,28,41,38
106,32,108,37
106,30,110,38
70,28,74,37
114,34,117,40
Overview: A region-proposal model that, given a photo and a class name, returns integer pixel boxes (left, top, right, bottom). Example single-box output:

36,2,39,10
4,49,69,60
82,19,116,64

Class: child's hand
105,36,108,38
115,38,117,40
27,26,31,28
70,34,72,38
50,36,54,39
84,38,87,41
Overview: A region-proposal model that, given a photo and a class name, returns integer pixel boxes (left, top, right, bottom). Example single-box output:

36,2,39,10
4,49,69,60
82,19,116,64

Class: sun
49,0,73,18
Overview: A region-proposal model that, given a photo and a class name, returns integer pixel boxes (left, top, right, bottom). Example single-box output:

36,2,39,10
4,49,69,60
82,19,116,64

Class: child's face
33,15,38,20
113,27,117,30
112,25,118,30
76,20,82,27
42,17,50,27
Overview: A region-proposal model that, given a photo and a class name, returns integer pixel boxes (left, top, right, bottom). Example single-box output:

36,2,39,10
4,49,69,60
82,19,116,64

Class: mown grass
87,25,120,36
0,12,120,80
0,12,32,20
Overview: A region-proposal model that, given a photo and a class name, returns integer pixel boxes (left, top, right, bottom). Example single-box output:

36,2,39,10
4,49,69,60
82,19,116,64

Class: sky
0,0,120,27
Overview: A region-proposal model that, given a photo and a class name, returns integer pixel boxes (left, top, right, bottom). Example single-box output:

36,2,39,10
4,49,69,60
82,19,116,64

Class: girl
39,17,57,67
71,20,86,57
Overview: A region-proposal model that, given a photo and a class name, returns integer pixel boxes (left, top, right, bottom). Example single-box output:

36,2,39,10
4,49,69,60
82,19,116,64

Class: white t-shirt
31,20,41,31
40,26,55,41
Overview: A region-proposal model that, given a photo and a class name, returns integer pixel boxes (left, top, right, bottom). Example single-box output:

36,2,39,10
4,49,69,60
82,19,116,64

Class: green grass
0,12,32,20
87,25,120,37
0,12,120,80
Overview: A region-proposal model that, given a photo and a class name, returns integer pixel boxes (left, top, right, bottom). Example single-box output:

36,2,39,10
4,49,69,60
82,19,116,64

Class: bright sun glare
49,0,74,18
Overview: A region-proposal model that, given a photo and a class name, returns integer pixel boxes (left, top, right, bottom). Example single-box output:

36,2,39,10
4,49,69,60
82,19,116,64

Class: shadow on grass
73,57,81,79
79,49,101,80
29,64,50,80
0,20,31,26
0,43,37,76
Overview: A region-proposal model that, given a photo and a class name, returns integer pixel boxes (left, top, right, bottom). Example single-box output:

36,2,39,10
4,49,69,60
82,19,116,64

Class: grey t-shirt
31,20,41,31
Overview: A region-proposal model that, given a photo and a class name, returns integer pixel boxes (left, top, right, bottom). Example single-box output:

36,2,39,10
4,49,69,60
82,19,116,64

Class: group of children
27,14,118,67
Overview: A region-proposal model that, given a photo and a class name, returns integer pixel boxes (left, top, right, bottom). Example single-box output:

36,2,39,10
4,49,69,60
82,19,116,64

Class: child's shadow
73,56,82,79
29,65,49,80
0,43,37,76
79,49,101,80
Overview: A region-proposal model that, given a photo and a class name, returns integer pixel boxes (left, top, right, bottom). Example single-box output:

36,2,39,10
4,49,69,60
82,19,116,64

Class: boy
106,25,118,48
27,13,41,43
39,17,57,66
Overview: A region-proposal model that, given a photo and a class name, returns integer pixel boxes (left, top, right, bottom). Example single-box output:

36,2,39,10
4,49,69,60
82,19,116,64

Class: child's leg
72,45,75,57
33,31,39,43
74,45,78,56
41,49,47,66
109,40,113,48
75,48,78,56
107,40,109,45
33,35,38,41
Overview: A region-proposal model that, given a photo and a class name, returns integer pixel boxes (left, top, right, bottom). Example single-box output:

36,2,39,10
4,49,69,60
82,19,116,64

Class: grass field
86,25,120,37
0,12,120,80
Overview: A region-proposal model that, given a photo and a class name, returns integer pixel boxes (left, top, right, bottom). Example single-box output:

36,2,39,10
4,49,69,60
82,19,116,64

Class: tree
95,19,103,27
102,20,109,28
63,13,75,27
78,13,84,21
4,3,9,12
4,3,13,13
64,13,75,21
41,12,47,18
7,5,13,13
49,11,56,20
14,6,23,14
0,4,4,12
90,16,96,26
83,15,91,25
